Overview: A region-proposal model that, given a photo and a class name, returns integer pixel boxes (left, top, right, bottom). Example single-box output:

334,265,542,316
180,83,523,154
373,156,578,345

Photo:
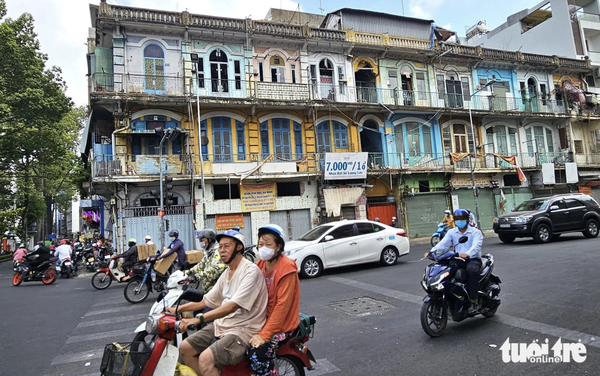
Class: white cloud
407,0,446,21
4,0,301,106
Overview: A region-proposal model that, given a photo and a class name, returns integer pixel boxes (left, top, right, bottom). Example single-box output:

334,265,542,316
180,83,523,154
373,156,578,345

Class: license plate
500,224,511,228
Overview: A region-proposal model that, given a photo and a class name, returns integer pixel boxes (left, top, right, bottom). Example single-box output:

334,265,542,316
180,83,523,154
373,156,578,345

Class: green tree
0,0,85,240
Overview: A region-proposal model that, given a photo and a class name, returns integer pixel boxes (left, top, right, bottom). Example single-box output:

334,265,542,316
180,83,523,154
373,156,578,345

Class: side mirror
458,235,469,244
179,289,204,303
323,235,334,242
550,205,559,211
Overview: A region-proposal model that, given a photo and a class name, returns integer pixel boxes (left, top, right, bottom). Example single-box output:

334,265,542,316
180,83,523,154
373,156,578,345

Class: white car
284,220,410,278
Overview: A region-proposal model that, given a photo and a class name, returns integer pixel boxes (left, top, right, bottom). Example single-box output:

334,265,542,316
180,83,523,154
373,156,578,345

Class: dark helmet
168,230,179,238
37,241,44,246
453,209,469,220
198,228,217,242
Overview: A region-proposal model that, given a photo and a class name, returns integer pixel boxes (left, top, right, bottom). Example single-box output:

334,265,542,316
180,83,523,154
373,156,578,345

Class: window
294,122,303,156
316,122,332,154
574,140,584,154
200,120,208,159
453,124,469,153
416,73,427,100
356,223,374,235
197,57,205,88
212,117,232,162
276,182,301,197
260,122,269,158
236,121,245,160
272,118,292,158
418,180,430,192
333,121,348,149
327,224,355,240
270,55,285,83
373,224,385,232
213,184,240,200
291,64,296,84
143,44,165,93
406,122,421,156
210,49,228,93
461,77,471,100
436,75,445,99
503,174,521,186
479,78,489,91
258,62,264,82
234,60,241,90
540,83,547,105
521,3,552,33
526,126,554,155
586,75,596,88
565,199,584,209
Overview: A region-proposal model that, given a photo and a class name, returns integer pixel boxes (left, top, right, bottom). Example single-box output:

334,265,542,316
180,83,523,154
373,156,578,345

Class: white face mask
258,246,276,261
169,237,176,242
199,242,207,250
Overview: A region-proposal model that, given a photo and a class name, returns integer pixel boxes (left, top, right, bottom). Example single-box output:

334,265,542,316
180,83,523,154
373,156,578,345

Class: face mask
455,220,468,229
199,242,207,250
258,247,276,261
170,237,176,242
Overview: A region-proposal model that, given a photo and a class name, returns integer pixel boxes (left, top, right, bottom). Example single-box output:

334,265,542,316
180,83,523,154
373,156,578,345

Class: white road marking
51,350,101,366
327,276,600,348
66,328,133,344
306,358,341,375
76,313,146,328
84,305,148,317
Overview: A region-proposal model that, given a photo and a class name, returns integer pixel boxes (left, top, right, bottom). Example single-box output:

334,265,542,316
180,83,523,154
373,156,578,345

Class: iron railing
91,154,192,178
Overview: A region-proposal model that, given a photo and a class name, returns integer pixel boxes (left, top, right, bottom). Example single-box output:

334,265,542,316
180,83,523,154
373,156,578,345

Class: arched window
394,122,432,165
210,49,229,93
270,55,285,83
144,44,165,93
526,126,554,156
212,117,232,162
316,120,348,155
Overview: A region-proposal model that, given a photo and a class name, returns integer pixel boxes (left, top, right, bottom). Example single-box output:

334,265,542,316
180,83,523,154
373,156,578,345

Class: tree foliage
0,0,85,240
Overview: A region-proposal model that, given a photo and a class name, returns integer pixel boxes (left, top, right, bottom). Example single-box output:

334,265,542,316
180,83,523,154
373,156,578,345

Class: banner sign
240,183,277,212
324,152,368,180
215,213,245,230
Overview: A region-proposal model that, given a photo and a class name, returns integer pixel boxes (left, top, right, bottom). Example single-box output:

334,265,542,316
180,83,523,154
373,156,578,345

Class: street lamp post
467,79,496,230
190,53,207,227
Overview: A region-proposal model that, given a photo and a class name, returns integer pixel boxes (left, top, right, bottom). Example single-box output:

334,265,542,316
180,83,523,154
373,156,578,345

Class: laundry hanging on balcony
323,187,364,217
450,153,470,163
491,153,527,182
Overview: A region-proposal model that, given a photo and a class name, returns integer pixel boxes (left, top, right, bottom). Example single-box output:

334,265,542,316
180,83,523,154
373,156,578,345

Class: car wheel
498,234,515,244
533,223,552,244
583,219,600,238
300,257,322,278
380,247,398,266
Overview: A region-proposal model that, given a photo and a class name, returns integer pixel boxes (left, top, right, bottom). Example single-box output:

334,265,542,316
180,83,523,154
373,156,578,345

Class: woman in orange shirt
248,224,300,376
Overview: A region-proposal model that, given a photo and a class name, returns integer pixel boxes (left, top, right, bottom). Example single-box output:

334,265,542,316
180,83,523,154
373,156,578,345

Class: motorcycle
72,242,84,271
430,222,448,247
420,235,502,337
91,254,140,289
114,289,315,376
84,245,113,272
57,258,74,278
123,257,169,304
84,247,97,272
12,256,58,286
244,244,257,263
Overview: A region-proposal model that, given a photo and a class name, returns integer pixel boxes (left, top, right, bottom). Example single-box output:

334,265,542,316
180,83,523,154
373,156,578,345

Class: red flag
517,167,527,182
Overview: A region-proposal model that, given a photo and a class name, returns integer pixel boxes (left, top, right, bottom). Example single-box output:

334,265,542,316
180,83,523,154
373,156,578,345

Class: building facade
82,1,598,250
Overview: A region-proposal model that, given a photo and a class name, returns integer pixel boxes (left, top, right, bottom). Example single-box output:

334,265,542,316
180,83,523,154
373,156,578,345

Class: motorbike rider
13,244,28,261
425,209,483,314
28,241,52,270
54,239,72,266
442,209,455,228
391,217,398,227
168,230,268,376
119,238,139,275
374,217,380,222
248,224,300,376
187,228,226,293
155,230,187,271
466,209,477,227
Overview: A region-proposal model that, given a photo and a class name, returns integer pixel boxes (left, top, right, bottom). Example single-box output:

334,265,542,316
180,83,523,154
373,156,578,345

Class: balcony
92,73,187,96
92,154,191,179
365,152,573,172
196,153,319,176
575,153,600,166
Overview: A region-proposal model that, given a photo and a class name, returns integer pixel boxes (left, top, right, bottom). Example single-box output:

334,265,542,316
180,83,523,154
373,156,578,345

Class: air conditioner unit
594,67,600,79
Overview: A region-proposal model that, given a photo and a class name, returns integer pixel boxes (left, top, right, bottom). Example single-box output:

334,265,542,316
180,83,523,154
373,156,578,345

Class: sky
4,0,546,106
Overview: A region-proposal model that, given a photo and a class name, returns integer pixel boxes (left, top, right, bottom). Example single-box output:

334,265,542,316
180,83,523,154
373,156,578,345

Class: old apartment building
81,1,598,249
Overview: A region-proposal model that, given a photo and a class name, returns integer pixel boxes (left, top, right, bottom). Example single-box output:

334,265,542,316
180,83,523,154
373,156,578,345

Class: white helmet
444,210,451,214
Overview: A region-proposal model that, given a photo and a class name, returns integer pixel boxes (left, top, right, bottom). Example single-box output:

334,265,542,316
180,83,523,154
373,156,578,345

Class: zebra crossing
44,288,153,376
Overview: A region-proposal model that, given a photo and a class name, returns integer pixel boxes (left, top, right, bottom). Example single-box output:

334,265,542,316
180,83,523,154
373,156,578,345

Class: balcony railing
91,154,192,178
576,153,600,166
577,11,600,23
91,73,571,115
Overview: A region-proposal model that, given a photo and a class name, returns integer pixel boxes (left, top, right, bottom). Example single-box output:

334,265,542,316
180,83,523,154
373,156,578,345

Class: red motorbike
101,289,316,376
91,254,138,290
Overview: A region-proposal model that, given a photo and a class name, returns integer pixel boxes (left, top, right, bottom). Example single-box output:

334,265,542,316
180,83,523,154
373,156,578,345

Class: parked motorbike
430,223,448,247
244,244,257,263
57,258,74,278
116,289,315,376
84,245,113,272
84,247,97,272
12,256,58,286
72,242,84,271
123,257,169,304
420,235,502,337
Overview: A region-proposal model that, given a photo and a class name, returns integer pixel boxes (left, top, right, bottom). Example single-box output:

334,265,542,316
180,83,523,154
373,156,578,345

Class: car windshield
514,199,549,212
298,225,333,241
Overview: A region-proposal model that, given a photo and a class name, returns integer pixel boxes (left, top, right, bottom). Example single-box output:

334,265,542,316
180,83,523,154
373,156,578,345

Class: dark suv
493,193,600,244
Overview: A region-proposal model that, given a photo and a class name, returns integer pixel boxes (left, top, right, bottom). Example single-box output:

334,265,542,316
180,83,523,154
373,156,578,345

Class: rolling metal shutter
453,189,495,230
404,192,449,238
270,209,312,241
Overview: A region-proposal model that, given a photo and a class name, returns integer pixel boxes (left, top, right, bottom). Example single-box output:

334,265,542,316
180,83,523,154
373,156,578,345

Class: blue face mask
455,220,468,229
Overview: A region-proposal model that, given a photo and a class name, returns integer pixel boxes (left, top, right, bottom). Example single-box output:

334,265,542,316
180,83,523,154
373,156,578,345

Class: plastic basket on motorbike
100,341,151,376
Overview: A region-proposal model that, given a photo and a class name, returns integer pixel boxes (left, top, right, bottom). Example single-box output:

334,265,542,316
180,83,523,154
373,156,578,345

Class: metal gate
205,213,253,245
404,192,449,238
124,207,194,252
591,187,600,204
367,202,397,226
453,189,495,230
270,209,311,241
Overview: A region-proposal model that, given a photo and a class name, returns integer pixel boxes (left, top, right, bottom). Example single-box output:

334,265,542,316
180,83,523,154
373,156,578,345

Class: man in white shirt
170,230,268,376
54,239,72,265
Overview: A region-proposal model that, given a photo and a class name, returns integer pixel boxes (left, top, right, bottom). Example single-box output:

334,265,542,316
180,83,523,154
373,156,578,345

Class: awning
578,170,600,181
323,188,364,217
